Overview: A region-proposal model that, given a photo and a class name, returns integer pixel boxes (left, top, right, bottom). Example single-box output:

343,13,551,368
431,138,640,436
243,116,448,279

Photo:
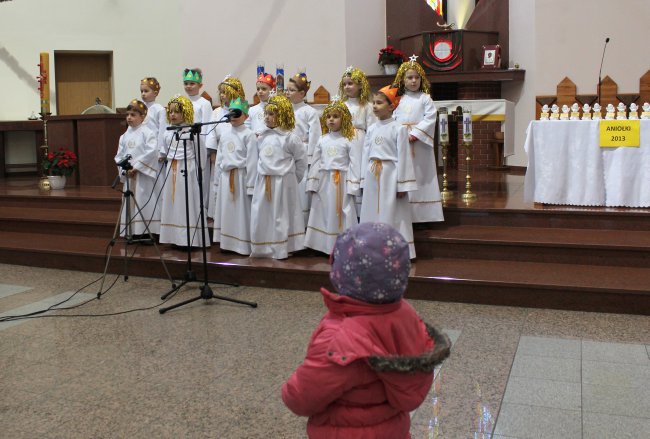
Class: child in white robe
114,99,160,237
140,77,166,226
247,73,276,136
286,72,322,224
338,66,377,214
183,68,213,212
159,95,210,248
212,98,258,255
250,95,307,259
360,86,418,259
304,99,360,255
206,75,246,219
392,57,444,224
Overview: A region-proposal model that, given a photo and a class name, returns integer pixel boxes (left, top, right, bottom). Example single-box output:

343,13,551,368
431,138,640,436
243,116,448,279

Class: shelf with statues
367,68,525,90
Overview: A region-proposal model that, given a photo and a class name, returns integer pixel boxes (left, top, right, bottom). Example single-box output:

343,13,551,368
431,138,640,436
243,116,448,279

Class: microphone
597,37,610,104
223,108,243,120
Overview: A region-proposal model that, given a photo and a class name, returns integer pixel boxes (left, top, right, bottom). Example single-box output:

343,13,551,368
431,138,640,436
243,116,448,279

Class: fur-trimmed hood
368,324,451,373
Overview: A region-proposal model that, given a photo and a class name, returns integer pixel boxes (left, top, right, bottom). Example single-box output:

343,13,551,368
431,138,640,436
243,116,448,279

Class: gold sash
264,175,272,202
332,170,343,230
370,159,383,214
229,168,237,200
171,160,178,204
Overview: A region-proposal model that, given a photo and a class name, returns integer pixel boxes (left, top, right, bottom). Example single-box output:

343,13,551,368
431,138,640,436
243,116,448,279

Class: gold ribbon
370,159,383,214
332,170,343,230
264,175,272,202
171,160,178,204
229,168,237,200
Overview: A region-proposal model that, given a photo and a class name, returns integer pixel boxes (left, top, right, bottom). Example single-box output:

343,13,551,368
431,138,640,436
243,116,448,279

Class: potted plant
378,45,405,75
42,147,78,189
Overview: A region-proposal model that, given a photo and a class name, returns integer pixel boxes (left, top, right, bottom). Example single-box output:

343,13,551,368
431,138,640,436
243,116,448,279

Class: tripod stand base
159,282,257,314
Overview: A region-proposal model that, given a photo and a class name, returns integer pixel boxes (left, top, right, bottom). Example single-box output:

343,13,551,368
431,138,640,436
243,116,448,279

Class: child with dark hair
282,222,451,438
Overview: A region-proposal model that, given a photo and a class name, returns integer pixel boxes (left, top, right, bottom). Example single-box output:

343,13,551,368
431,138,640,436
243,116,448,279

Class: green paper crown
183,69,202,83
229,97,249,115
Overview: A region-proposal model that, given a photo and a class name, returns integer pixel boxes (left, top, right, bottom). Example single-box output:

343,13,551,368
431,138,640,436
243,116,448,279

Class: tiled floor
1,263,649,438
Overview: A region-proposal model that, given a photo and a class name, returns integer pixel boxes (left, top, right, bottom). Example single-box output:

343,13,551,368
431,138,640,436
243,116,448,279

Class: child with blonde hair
392,56,444,224
304,98,360,254
250,95,307,259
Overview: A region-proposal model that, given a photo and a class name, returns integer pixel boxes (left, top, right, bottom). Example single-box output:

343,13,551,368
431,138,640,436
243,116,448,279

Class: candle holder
440,140,453,201
461,140,477,202
38,113,51,191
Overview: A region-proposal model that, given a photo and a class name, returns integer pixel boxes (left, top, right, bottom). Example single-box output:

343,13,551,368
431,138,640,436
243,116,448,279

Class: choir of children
117,61,443,260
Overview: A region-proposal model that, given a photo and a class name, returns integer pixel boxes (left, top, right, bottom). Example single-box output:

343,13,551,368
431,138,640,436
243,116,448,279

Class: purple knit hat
330,222,411,304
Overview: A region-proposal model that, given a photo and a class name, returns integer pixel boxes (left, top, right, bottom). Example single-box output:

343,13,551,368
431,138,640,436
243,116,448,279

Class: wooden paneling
465,0,509,67
55,52,113,115
386,0,444,47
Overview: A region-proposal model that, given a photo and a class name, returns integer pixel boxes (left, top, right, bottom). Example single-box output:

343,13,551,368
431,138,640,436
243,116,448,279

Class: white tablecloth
524,120,650,207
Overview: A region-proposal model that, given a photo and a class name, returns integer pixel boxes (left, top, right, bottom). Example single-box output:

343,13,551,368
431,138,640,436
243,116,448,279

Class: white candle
438,109,449,142
462,110,472,142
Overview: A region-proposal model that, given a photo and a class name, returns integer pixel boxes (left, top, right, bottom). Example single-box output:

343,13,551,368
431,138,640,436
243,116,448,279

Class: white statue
570,103,580,120
581,103,592,120
616,102,627,120
540,104,550,120
641,102,650,119
628,103,639,120
592,103,602,119
605,103,616,120
550,104,560,119
560,104,570,120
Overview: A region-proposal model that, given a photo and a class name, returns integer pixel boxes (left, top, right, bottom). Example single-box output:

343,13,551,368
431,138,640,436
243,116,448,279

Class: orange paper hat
257,72,276,89
378,85,401,108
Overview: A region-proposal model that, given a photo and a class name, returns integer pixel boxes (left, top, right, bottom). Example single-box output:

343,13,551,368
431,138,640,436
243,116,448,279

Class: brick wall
456,120,501,171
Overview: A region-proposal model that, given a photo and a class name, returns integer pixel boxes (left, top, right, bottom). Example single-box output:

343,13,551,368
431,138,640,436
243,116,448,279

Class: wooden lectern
47,114,125,186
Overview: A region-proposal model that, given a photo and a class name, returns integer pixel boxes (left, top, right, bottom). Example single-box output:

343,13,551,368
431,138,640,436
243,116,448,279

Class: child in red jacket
282,222,451,439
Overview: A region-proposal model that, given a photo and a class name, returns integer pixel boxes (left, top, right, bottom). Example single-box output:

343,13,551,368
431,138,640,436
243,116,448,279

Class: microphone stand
160,118,257,314
597,37,610,104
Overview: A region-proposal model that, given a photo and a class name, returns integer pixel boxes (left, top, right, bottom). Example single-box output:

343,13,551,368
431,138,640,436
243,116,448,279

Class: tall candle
462,109,472,142
38,52,50,115
438,108,448,142
257,61,265,76
276,63,284,92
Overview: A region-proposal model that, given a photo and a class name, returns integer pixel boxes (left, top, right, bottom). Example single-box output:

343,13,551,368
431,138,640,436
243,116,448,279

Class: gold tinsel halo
141,77,160,92
338,66,372,106
392,60,430,95
265,95,295,130
127,99,148,115
166,95,194,124
320,98,355,140
219,75,246,104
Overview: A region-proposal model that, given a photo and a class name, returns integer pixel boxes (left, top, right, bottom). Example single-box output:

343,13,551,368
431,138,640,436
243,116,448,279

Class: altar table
524,120,650,207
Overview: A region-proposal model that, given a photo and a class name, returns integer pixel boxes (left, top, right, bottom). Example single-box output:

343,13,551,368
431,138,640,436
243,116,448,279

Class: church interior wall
1,0,647,168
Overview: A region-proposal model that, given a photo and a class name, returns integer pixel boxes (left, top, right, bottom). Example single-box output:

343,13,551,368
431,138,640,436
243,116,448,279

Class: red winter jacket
282,288,451,439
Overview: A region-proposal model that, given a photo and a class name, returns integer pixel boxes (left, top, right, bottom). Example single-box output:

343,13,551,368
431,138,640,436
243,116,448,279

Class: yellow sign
600,120,640,147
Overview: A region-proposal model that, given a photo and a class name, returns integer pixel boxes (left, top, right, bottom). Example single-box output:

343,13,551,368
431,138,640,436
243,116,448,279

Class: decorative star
268,89,277,98
409,54,419,64
331,94,341,102
223,74,232,81
345,65,354,74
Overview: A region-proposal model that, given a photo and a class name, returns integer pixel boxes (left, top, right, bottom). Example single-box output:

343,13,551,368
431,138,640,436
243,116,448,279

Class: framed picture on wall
481,45,501,69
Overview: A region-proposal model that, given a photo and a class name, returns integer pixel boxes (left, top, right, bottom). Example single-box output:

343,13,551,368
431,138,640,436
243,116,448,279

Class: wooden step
1,231,648,315
442,206,650,230
416,225,650,267
0,207,117,237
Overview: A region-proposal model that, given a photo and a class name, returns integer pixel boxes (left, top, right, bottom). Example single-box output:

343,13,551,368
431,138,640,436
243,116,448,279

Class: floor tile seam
499,401,582,413
492,332,525,436
508,372,580,384
581,358,650,368
581,410,650,422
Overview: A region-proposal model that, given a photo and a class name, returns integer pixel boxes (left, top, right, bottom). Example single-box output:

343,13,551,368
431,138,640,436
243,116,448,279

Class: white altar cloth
524,120,650,207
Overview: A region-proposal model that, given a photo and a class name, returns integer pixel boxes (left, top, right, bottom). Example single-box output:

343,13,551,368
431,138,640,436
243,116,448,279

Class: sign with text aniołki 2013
599,120,640,147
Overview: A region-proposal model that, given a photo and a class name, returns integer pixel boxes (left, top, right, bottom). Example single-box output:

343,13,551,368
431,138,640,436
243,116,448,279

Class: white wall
0,0,182,120
1,0,647,169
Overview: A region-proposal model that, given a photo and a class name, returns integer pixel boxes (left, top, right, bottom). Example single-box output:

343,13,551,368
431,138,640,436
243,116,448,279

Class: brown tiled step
0,186,121,211
0,207,118,237
441,206,650,231
1,231,648,315
416,225,650,267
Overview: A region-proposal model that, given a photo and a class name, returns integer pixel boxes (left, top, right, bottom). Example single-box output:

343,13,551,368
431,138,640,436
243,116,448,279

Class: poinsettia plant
43,147,78,177
377,45,405,66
